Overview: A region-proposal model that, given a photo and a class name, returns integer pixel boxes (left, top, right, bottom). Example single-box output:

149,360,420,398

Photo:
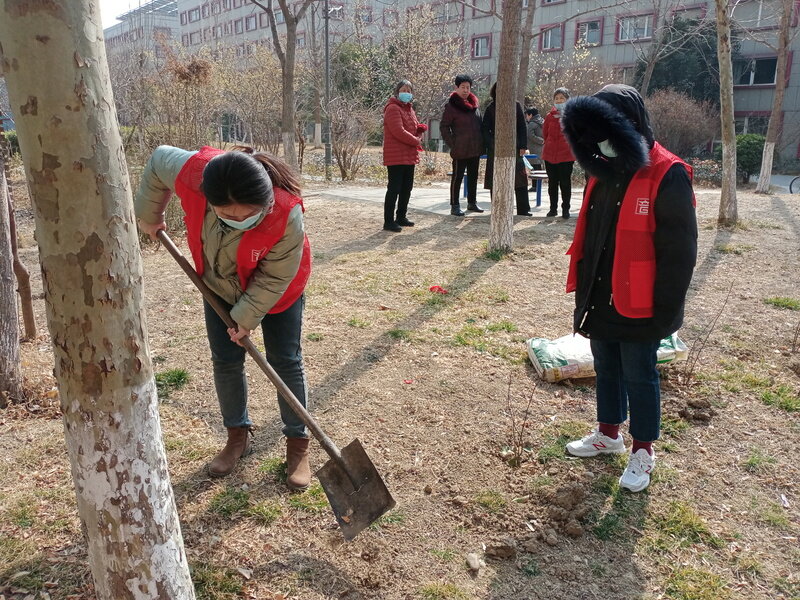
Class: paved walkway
316,181,586,218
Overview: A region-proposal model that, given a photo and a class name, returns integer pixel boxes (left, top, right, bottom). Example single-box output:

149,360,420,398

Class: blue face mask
555,102,566,112
398,92,413,103
219,210,263,230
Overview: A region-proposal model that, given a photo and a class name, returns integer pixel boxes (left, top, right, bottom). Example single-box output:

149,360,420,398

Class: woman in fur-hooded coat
559,84,698,494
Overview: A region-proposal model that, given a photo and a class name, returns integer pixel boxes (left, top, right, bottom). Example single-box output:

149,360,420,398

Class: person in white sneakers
559,85,698,492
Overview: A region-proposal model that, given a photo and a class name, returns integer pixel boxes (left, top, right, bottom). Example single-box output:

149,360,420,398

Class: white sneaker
619,449,656,492
565,429,627,457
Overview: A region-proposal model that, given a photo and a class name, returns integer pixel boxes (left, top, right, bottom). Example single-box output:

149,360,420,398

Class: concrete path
769,174,799,193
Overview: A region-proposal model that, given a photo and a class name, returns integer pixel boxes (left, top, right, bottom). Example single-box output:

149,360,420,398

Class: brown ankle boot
286,437,311,491
208,427,252,478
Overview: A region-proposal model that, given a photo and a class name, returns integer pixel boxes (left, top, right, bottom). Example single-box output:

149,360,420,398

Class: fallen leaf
403,379,414,384
237,567,252,580
781,494,790,509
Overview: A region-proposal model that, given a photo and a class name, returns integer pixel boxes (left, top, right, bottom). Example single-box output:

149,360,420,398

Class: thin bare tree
715,0,738,226
0,145,22,407
0,1,195,597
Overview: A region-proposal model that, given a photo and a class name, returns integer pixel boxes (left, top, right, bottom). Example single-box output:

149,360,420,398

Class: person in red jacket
560,84,697,493
542,87,576,219
135,145,314,491
382,79,427,232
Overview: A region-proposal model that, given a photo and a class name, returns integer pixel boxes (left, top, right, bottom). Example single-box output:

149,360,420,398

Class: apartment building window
233,0,242,7
222,0,230,9
188,7,201,22
471,0,494,18
211,1,221,14
383,9,398,25
215,24,223,37
189,31,202,45
472,34,491,58
234,18,243,33
615,64,636,85
576,19,602,45
180,11,187,24
202,3,210,18
523,0,530,6
617,14,653,41
669,4,706,23
330,3,344,20
355,7,373,22
540,24,563,50
297,32,306,47
542,0,566,5
435,1,463,22
244,14,256,30
734,57,777,86
735,115,770,135
259,12,268,27
181,34,189,46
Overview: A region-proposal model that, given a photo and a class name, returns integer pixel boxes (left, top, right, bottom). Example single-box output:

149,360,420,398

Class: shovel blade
315,439,396,541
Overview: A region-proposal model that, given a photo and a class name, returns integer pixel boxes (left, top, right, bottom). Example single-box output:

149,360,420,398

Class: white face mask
598,139,618,158
219,210,263,230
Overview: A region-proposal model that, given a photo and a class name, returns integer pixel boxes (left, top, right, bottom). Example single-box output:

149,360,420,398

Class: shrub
645,89,719,159
1,129,20,154
688,159,723,187
715,133,765,184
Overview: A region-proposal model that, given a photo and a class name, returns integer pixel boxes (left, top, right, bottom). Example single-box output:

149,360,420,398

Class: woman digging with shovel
135,144,312,490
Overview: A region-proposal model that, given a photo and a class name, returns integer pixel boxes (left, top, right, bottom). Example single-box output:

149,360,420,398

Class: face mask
555,102,566,112
597,139,618,158
219,210,263,230
398,92,413,103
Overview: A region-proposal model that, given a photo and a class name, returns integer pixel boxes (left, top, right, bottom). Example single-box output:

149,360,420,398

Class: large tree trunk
755,0,792,194
516,3,536,106
490,0,523,253
0,149,22,407
0,2,195,598
715,0,738,226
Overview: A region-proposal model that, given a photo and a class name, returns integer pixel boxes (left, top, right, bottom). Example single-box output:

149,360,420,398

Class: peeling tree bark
715,0,738,226
0,1,195,598
489,0,523,254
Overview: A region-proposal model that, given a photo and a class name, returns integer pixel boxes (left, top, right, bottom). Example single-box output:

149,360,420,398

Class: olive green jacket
134,145,305,330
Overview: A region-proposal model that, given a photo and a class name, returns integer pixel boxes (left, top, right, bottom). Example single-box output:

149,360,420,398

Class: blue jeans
203,295,308,438
590,339,661,442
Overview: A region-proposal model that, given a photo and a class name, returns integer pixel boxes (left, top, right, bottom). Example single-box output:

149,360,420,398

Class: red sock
632,439,653,455
598,422,620,440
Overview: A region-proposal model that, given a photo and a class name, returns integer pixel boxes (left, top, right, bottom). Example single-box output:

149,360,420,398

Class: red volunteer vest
174,146,311,314
566,142,694,319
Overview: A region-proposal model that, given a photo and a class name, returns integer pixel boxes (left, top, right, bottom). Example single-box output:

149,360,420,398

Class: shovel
156,230,396,540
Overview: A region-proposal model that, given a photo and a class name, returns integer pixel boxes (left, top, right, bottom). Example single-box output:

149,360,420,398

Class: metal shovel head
315,438,396,541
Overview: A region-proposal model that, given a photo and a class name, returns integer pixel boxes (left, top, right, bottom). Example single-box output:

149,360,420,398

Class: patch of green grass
715,243,754,255
650,501,724,550
305,332,324,341
589,561,607,577
761,385,800,412
7,501,35,528
192,564,244,600
155,368,189,399
521,557,541,577
764,296,800,310
660,441,678,453
483,248,509,261
486,320,518,333
483,286,510,304
288,482,328,513
475,490,507,513
661,416,690,437
665,567,730,600
743,447,777,472
370,510,407,530
208,487,250,519
650,465,679,486
5,568,45,592
593,511,624,541
735,554,763,577
247,500,283,526
537,421,587,464
528,475,554,499
453,324,486,349
756,501,790,529
388,328,412,341
418,582,469,600
429,548,457,562
152,354,167,364
347,317,370,328
258,457,288,482
773,576,800,597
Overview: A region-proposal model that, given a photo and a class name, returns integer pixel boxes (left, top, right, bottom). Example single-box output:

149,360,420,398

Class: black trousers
450,156,480,205
544,160,574,212
384,164,415,225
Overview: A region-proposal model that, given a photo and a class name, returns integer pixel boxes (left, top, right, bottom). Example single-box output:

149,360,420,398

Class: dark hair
554,87,570,99
489,82,497,100
454,74,473,88
201,146,301,210
394,79,413,96
525,108,539,117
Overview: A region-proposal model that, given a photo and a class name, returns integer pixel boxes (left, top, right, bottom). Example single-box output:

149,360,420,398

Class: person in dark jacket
382,79,427,232
542,87,576,218
482,83,532,216
560,84,697,493
525,108,544,171
440,74,484,216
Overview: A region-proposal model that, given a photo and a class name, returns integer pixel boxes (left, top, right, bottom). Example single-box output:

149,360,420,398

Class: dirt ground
1,157,799,600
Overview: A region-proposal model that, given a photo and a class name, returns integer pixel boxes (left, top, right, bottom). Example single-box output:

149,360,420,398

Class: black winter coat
481,100,528,190
562,84,698,342
440,93,483,160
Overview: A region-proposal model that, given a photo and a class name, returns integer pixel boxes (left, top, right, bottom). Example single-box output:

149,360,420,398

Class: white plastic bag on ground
526,333,688,382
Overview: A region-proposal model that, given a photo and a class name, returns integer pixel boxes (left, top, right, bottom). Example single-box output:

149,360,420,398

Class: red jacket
382,97,422,166
566,143,692,319
541,108,575,164
175,146,311,314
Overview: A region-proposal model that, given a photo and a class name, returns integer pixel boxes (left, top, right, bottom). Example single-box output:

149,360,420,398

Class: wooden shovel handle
156,230,344,464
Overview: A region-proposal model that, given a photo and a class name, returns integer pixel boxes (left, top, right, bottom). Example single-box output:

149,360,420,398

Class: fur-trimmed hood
561,84,654,180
